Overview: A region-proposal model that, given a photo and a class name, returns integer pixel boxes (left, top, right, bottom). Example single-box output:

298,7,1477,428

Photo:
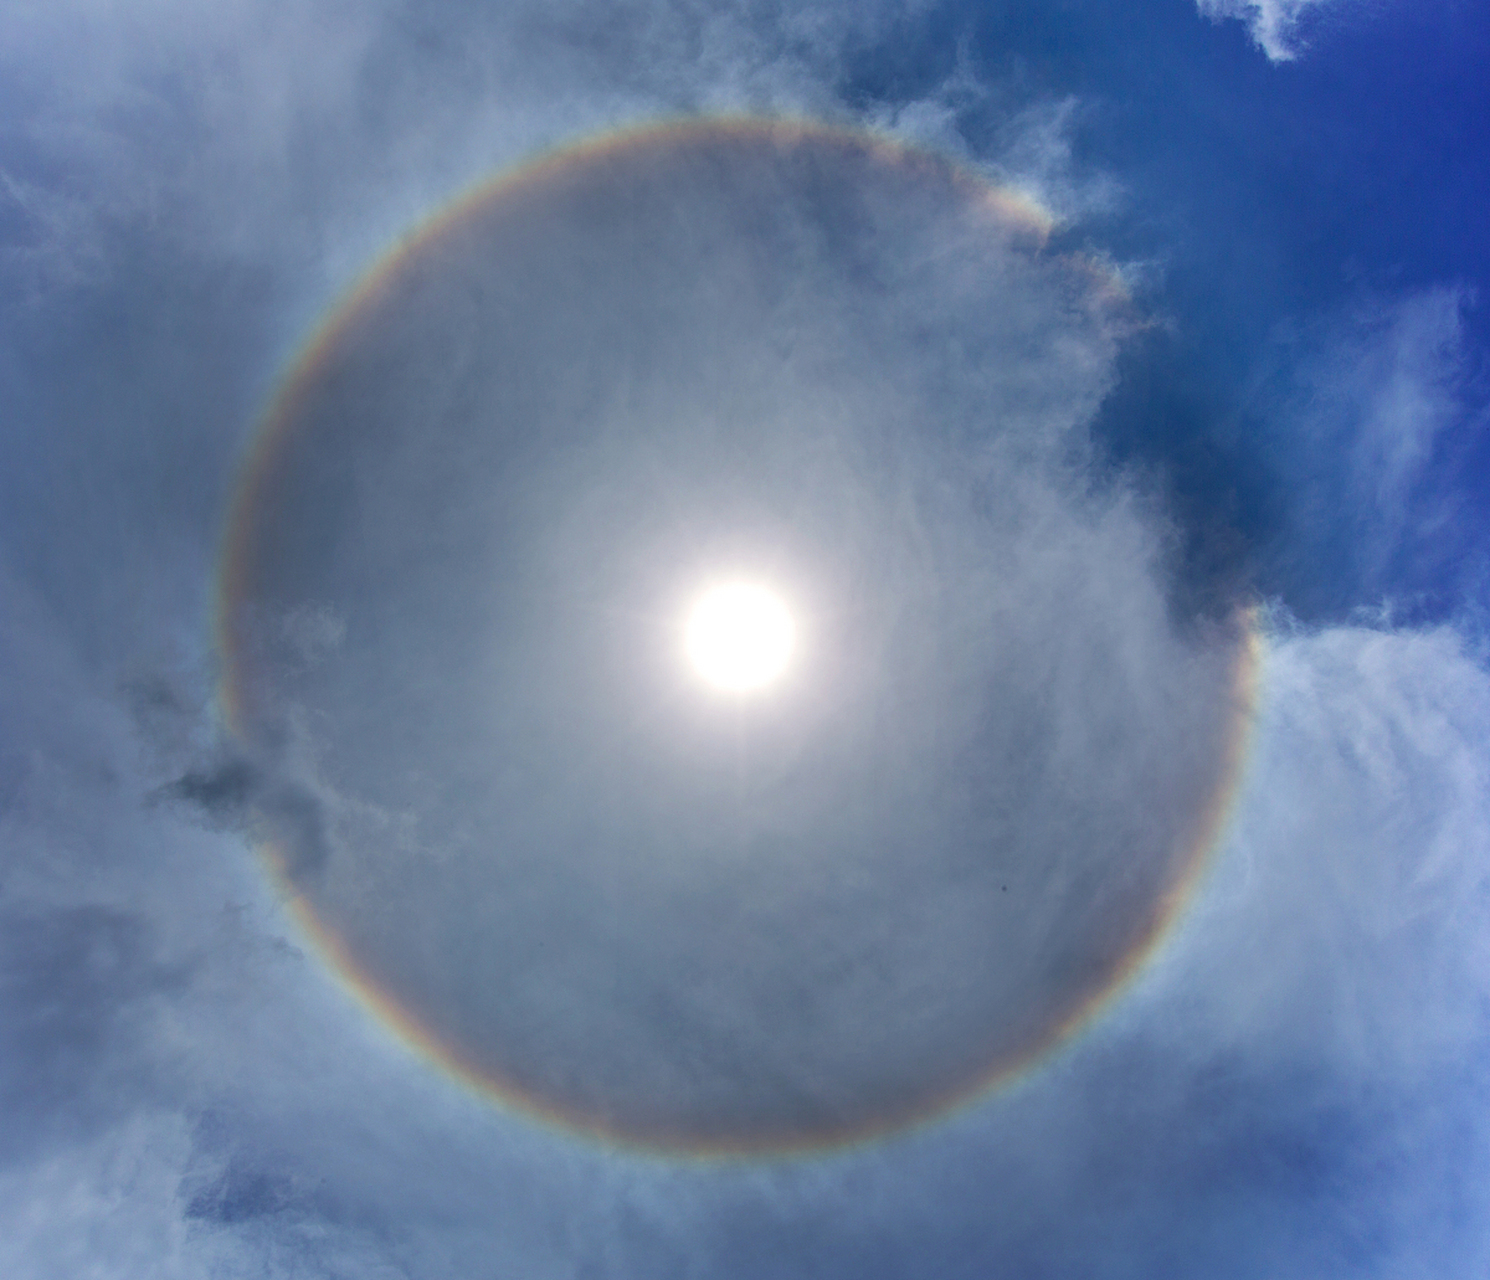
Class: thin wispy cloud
1196,0,1339,60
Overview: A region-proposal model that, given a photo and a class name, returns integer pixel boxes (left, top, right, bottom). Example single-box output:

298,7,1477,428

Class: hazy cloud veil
1,0,1487,1277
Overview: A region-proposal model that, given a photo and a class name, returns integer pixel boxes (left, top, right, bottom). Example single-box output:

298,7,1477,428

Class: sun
683,583,796,693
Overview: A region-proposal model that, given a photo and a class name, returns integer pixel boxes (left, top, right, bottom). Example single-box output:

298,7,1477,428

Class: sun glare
684,583,795,693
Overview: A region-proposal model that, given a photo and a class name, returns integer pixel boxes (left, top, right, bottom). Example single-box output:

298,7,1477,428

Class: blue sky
2,1,1489,1276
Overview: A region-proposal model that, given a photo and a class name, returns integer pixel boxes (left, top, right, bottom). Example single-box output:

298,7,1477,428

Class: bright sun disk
684,583,795,693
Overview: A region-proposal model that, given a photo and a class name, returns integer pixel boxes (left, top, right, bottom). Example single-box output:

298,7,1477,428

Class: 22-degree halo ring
217,116,1262,1157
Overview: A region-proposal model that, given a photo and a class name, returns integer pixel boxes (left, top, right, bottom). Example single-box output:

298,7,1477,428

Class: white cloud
1309,287,1472,530
0,1114,199,1280
0,0,924,290
1158,619,1490,1085
1197,0,1337,61
1082,616,1490,1273
1254,285,1481,602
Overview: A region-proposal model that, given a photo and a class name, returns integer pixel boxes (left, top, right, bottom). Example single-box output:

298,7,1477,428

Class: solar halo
218,116,1260,1156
